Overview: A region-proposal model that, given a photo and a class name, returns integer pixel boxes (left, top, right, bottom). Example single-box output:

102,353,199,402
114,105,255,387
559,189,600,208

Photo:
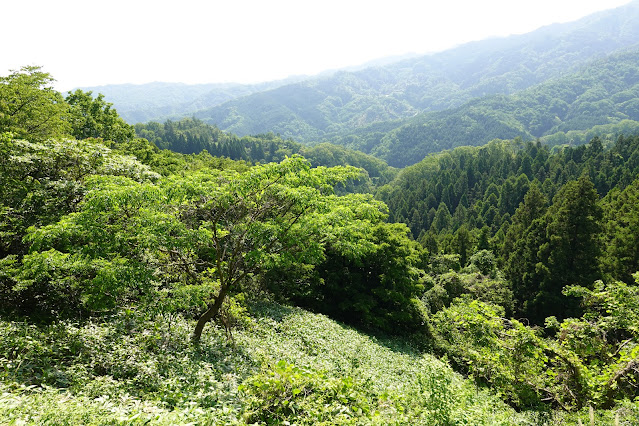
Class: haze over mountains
80,1,639,167
79,76,310,124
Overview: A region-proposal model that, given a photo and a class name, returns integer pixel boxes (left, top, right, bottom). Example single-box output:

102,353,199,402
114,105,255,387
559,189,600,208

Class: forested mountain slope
134,118,398,187
378,134,639,318
380,134,639,246
347,48,639,167
186,1,639,143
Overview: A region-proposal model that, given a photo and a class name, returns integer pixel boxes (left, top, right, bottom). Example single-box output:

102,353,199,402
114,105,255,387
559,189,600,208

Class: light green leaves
0,66,69,141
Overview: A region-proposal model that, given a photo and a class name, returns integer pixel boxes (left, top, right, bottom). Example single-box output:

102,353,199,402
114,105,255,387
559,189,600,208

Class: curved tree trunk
192,282,231,343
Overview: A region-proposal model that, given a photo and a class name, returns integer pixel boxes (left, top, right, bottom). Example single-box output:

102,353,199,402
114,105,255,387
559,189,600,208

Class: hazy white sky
1,0,632,91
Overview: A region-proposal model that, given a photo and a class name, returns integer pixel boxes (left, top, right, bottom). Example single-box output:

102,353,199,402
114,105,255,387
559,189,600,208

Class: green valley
3,3,639,423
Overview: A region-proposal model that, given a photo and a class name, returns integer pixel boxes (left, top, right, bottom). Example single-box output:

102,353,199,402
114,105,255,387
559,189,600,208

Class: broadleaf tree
65,89,135,143
0,66,69,141
182,156,377,342
6,154,392,342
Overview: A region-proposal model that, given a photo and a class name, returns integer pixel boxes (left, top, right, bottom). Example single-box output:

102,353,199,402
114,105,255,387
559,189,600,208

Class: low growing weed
0,303,545,425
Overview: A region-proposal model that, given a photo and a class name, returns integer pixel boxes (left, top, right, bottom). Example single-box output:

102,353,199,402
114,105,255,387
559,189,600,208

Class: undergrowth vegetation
1,303,544,425
3,303,637,425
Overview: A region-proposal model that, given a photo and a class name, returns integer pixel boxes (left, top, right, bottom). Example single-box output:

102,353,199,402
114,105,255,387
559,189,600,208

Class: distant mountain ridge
81,1,639,167
76,75,309,124
184,1,639,143
335,47,639,167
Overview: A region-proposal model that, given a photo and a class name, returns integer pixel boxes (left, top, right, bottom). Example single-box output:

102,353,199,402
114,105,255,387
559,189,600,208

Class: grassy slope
1,302,534,425
2,303,634,425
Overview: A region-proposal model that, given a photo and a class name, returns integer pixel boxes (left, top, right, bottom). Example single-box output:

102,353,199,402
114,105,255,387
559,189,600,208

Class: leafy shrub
431,276,639,411
431,297,563,409
469,249,497,276
272,222,428,335
423,270,513,314
239,360,371,425
429,253,461,274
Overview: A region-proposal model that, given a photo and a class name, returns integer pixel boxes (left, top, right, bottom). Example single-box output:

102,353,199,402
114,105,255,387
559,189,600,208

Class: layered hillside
346,48,639,166
187,1,639,145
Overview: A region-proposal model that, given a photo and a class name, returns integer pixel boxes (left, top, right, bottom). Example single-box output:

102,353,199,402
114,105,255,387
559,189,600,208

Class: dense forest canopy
3,27,639,423
135,118,395,178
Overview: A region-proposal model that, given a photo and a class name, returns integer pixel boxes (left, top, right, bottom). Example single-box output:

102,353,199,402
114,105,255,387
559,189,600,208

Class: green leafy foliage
65,89,136,143
3,147,395,342
432,298,559,408
275,221,428,334
174,156,377,341
560,276,639,408
423,269,513,317
11,175,183,313
239,360,371,424
0,66,69,141
431,275,639,412
0,136,159,259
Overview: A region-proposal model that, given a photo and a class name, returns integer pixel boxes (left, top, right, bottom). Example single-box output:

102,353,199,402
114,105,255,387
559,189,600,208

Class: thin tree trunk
192,283,231,343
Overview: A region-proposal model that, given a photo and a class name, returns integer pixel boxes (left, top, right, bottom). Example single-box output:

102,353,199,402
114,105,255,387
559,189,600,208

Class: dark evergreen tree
503,183,548,318
452,225,472,266
534,175,602,321
600,178,639,283
432,203,452,233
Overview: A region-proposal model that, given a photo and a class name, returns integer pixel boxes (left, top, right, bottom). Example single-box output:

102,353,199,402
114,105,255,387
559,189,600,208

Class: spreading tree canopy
4,149,405,341
0,66,69,141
